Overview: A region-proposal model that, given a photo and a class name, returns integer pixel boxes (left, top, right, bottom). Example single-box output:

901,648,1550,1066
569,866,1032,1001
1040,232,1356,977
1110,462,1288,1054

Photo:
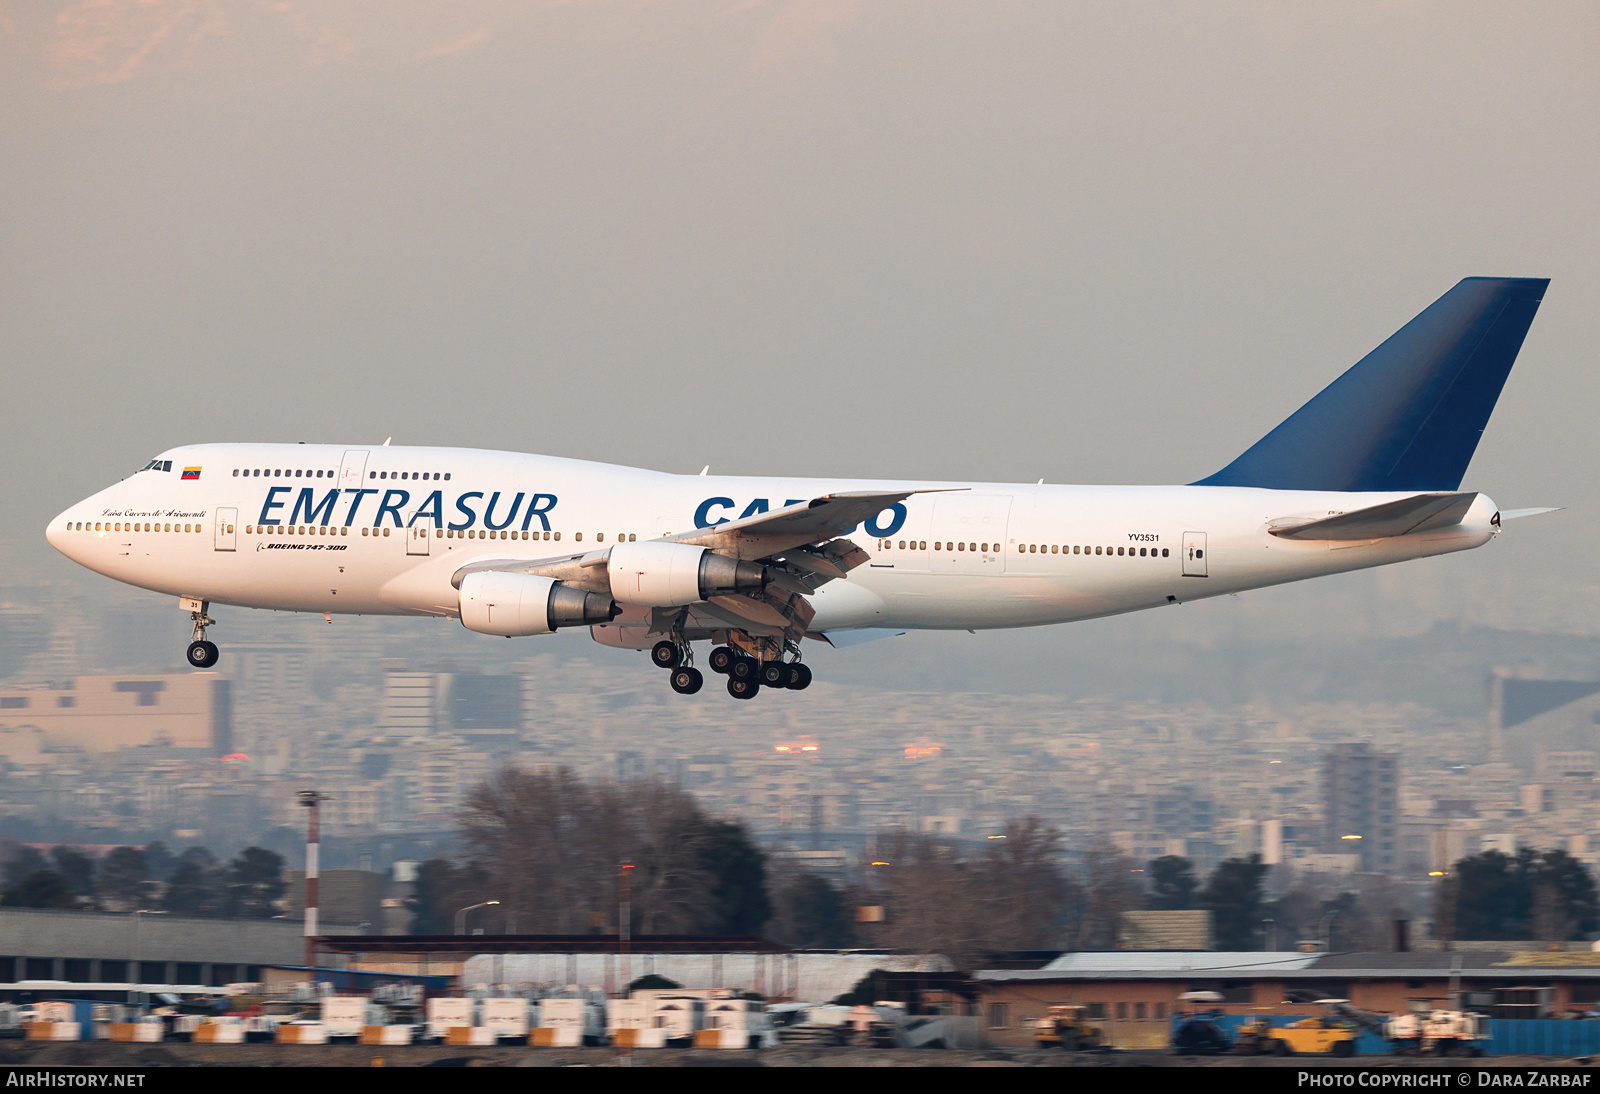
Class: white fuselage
46,443,1499,636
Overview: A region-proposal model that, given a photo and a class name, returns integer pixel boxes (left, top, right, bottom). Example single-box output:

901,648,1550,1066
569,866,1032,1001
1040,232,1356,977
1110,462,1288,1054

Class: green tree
1527,849,1598,940
1146,855,1199,910
770,873,855,949
164,848,223,917
2,869,76,909
1452,848,1599,941
142,841,175,883
1,844,47,890
697,820,771,935
1201,854,1269,950
1453,851,1523,939
98,847,149,911
407,858,470,934
628,974,681,992
50,847,95,898
226,847,286,919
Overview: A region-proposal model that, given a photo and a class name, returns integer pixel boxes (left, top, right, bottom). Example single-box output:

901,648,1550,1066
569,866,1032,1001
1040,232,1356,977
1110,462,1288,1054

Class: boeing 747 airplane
48,278,1553,699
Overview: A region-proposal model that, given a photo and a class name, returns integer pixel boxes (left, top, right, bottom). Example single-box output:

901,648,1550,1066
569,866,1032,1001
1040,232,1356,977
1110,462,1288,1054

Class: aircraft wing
456,489,950,647
663,490,939,560
1267,492,1480,541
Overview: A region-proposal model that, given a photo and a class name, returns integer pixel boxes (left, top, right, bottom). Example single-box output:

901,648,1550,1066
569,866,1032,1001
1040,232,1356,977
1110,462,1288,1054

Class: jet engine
603,542,768,606
458,571,617,637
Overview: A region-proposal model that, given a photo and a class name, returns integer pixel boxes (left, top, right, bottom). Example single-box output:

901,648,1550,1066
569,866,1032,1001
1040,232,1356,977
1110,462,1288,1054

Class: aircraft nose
47,505,86,561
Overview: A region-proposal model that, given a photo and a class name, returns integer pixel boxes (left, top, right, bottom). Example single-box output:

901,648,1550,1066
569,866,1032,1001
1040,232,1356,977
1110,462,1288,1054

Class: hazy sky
4,2,1597,680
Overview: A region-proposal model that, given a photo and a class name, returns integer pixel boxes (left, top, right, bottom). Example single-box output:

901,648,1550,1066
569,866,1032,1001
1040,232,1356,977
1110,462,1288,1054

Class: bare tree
974,817,1075,951
458,766,727,936
861,832,988,966
858,820,1074,966
1068,840,1142,950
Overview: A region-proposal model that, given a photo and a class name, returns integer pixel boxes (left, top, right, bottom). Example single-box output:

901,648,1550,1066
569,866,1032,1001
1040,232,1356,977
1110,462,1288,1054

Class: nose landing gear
183,598,220,669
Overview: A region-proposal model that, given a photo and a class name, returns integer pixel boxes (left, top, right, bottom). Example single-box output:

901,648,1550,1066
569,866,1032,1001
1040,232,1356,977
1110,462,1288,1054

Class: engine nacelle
604,541,767,607
458,571,617,637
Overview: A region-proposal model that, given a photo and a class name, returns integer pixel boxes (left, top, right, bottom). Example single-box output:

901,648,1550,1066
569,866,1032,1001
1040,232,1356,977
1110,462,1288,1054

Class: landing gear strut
185,599,219,669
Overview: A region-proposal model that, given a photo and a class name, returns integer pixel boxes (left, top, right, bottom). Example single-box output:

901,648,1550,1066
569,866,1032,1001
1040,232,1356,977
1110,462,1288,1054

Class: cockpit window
137,459,173,473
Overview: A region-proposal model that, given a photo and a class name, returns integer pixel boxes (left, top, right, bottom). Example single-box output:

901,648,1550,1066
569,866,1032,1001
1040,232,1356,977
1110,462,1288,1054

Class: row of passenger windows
1023,543,1170,557
69,522,203,534
236,469,335,478
877,540,996,552
875,539,1171,558
240,527,640,542
230,469,455,481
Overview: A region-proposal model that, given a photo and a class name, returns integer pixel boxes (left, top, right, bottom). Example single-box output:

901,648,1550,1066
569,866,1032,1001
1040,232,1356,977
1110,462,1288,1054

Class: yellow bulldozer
1034,1005,1108,1051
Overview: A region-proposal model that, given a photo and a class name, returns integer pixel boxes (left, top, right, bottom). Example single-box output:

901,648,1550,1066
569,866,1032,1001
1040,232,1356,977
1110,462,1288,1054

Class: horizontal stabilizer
1268,492,1478,541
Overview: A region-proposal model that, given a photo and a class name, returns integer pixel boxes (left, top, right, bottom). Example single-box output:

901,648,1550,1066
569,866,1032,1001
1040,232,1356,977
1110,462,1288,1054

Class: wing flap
1268,492,1478,541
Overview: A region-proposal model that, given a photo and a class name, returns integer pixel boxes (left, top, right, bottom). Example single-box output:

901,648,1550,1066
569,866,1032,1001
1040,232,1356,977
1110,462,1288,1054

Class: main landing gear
185,599,220,669
654,640,704,695
651,640,812,699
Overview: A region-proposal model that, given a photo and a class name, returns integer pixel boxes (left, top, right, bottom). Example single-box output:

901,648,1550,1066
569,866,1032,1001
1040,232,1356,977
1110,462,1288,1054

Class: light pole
297,790,325,982
455,900,499,936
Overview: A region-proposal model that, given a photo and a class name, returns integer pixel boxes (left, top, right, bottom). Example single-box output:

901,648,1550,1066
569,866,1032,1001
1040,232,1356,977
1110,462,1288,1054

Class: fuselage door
1182,531,1208,577
214,507,237,552
407,514,433,556
931,494,1013,574
337,450,369,529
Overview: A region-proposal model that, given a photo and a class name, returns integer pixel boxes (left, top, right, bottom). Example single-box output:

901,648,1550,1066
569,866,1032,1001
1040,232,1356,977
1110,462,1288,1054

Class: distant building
1322,743,1399,873
0,674,231,755
377,670,525,743
1119,910,1212,951
1489,671,1600,777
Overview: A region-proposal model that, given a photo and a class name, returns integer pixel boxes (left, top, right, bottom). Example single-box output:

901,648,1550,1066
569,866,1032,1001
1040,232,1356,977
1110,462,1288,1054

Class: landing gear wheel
759,661,793,687
728,656,759,682
670,667,703,694
787,663,813,690
651,641,682,669
708,646,735,674
727,676,760,700
186,640,219,669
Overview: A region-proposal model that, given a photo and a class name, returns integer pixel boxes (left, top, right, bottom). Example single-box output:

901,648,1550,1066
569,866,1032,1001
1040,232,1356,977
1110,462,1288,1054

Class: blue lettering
289,488,340,526
450,492,484,531
864,503,907,538
375,489,410,528
521,493,557,532
785,498,806,508
483,491,524,531
738,498,770,520
695,497,735,528
258,486,290,526
408,490,444,528
341,488,377,527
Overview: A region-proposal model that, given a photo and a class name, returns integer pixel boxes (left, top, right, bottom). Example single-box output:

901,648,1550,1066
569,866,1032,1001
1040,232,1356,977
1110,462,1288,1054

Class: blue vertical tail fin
1194,277,1548,492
